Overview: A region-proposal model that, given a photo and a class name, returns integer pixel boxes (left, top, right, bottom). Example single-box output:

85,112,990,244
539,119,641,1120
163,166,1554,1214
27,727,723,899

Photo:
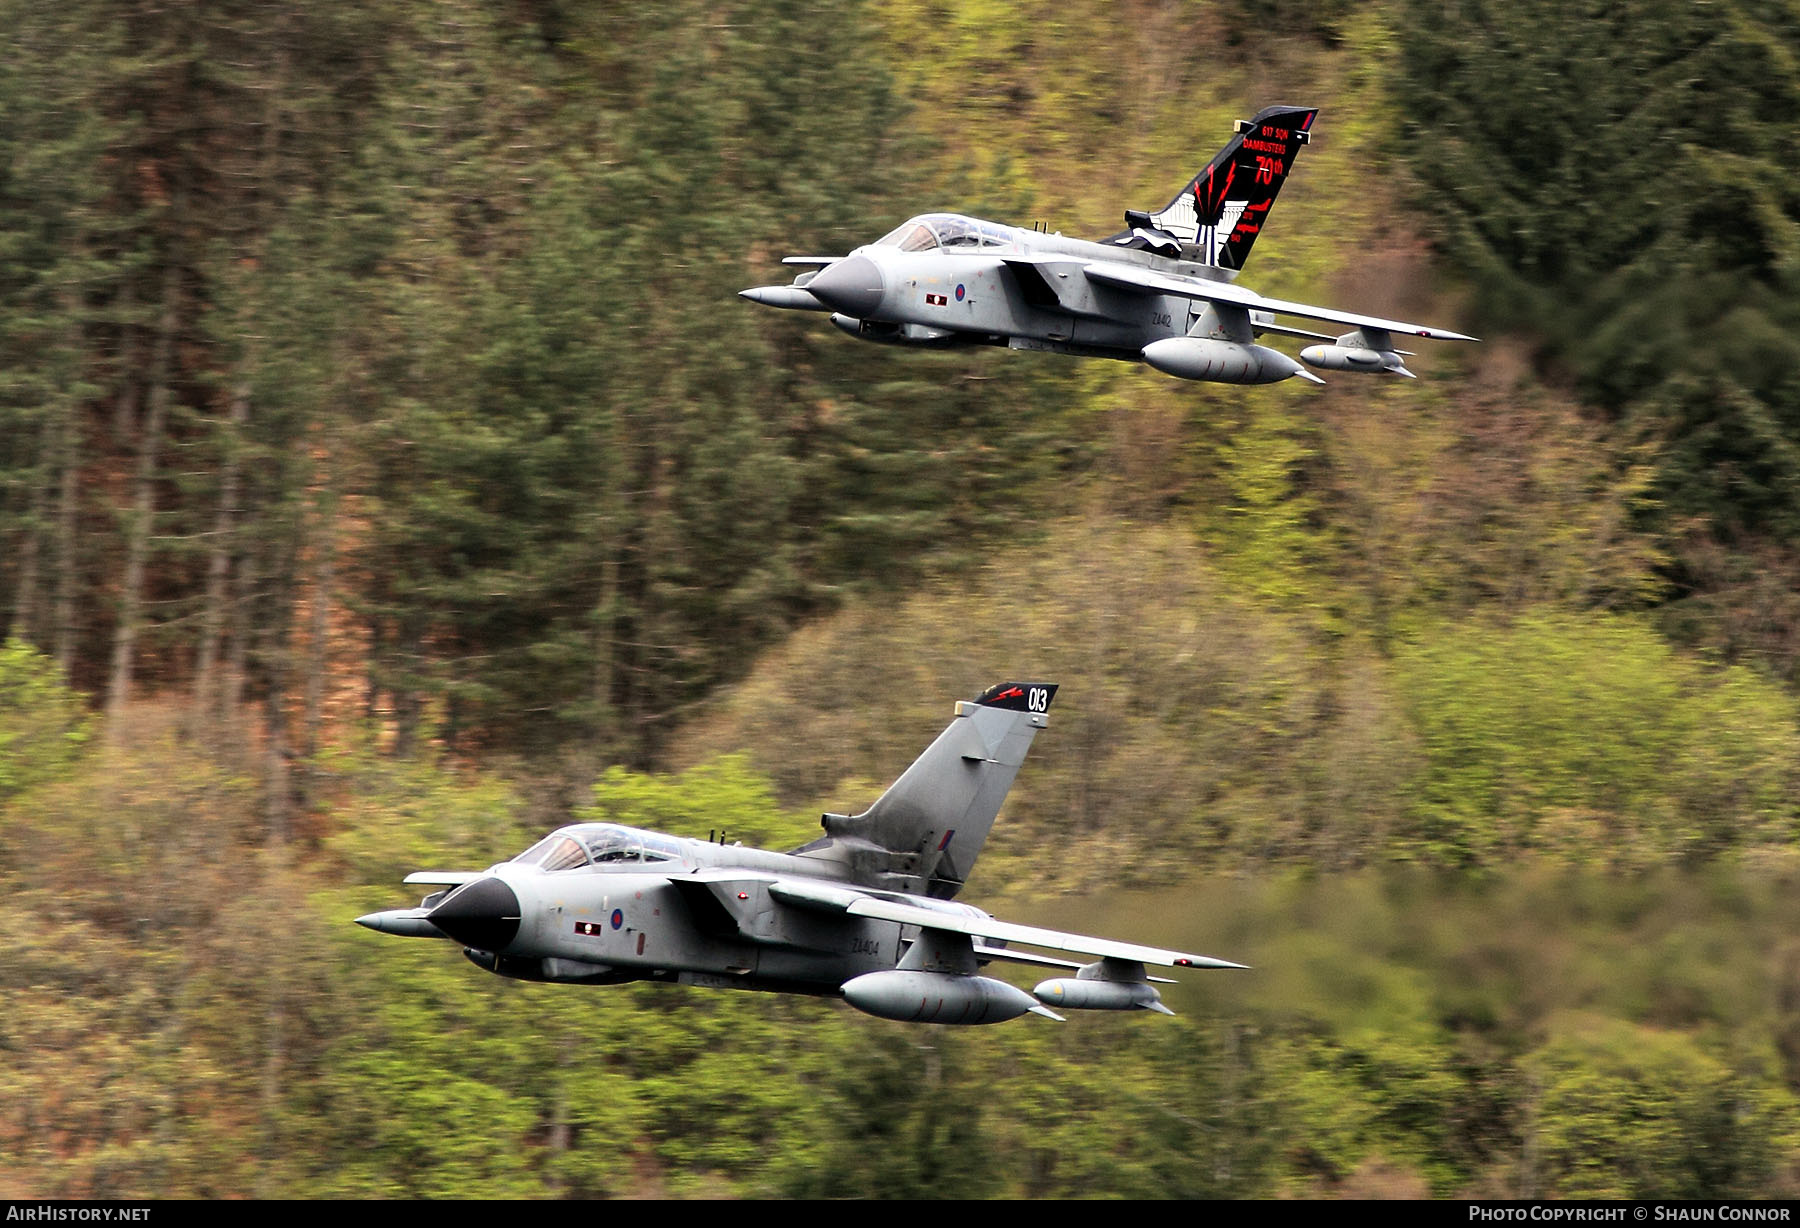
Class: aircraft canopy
512,823,683,871
875,213,1012,253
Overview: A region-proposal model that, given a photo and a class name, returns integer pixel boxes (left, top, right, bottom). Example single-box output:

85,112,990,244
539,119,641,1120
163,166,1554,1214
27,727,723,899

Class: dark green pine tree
0,3,137,677
1393,0,1800,630
343,0,1083,766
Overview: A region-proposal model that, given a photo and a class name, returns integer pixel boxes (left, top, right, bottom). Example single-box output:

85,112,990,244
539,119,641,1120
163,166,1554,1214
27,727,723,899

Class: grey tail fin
793,681,1057,899
1107,104,1318,271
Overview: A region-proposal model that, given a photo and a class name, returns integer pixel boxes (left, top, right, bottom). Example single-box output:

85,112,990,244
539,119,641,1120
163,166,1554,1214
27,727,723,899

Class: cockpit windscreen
873,214,1012,253
511,823,683,870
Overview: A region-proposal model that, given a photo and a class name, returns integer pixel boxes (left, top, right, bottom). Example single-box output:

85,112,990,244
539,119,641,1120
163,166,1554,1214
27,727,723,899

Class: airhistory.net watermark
5,1208,149,1222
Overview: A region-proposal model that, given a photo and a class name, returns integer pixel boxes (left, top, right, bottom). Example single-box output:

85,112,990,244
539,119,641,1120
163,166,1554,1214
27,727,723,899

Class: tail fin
1111,104,1318,272
794,681,1057,899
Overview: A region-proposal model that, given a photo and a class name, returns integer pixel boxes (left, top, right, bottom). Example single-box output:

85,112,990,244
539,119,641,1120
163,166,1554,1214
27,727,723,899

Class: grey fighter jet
742,106,1474,385
357,682,1243,1024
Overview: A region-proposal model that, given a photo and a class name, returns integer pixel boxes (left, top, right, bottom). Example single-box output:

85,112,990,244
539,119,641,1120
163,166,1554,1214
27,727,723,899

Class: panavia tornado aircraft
357,682,1243,1024
741,105,1473,384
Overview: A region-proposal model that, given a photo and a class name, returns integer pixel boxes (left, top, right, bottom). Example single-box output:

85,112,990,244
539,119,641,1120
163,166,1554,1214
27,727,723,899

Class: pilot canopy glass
512,823,682,871
874,214,1011,253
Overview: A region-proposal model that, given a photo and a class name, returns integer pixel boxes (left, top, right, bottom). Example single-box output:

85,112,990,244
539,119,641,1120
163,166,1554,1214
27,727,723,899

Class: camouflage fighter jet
742,106,1474,385
357,682,1243,1024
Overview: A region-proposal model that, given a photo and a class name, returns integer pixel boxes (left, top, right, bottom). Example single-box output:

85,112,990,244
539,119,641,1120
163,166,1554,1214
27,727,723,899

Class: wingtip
1174,955,1251,971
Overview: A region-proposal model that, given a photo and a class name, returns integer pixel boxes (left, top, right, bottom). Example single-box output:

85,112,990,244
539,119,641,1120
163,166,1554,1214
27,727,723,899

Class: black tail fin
1113,104,1318,272
792,682,1057,899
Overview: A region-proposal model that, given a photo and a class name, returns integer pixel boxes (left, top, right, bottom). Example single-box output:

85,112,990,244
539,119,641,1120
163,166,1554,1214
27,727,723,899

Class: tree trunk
9,407,56,645
51,398,79,675
105,263,179,731
110,281,140,445
298,461,339,809
591,543,620,759
264,684,290,842
392,620,424,757
195,381,248,722
224,533,256,742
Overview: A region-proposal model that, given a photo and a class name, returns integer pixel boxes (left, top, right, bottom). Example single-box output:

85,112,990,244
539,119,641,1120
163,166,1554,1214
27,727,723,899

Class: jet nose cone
425,876,522,952
804,255,886,318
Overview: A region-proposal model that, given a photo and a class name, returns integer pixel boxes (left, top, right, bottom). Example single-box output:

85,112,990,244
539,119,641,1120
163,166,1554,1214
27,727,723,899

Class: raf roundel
610,908,624,930
955,283,966,301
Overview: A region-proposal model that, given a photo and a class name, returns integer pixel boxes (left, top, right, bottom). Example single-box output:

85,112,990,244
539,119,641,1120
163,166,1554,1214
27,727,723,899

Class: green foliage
319,741,528,886
5,0,1800,1202
1391,0,1800,659
1263,1023,1465,1194
322,0,1090,763
1525,1015,1794,1199
581,755,815,852
0,638,90,803
681,521,1800,879
1205,400,1328,613
8,707,1800,1198
675,518,1376,885
1395,612,1800,864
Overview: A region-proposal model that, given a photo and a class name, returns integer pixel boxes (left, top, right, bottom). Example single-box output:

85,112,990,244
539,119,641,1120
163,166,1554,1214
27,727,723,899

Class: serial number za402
1148,311,1173,327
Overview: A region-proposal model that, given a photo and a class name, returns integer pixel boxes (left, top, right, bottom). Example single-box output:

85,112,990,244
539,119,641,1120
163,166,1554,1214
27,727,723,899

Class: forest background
3,0,1799,1199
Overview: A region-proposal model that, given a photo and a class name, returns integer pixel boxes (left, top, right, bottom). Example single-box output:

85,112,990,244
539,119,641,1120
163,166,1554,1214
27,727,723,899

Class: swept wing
842,893,1245,969
735,873,1245,970
1081,261,1476,342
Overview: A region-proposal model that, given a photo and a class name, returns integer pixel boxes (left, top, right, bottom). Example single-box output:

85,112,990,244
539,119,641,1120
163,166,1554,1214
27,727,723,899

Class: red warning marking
1196,161,1236,222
